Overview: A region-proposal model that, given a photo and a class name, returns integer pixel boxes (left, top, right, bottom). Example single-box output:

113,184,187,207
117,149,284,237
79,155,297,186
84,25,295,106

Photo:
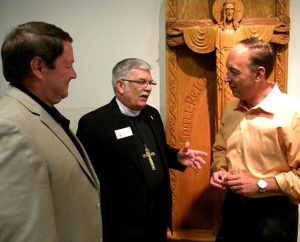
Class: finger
224,173,239,181
193,150,208,158
193,160,201,171
182,142,190,154
192,165,200,173
184,141,190,149
199,151,208,157
194,157,206,165
210,179,227,190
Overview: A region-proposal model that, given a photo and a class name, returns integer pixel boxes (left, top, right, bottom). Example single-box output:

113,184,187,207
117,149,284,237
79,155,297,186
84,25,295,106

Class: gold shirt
212,85,300,203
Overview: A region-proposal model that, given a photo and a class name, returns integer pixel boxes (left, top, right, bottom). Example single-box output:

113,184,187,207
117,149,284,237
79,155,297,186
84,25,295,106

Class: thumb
182,141,190,153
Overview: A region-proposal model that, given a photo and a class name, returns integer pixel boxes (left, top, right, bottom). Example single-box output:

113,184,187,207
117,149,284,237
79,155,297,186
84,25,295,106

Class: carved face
224,3,235,22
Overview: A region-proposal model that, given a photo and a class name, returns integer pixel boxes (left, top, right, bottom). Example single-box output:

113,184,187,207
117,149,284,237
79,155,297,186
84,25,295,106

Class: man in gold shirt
210,37,300,242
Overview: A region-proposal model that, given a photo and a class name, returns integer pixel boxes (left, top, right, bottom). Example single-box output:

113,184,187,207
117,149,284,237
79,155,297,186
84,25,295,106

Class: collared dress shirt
211,84,300,203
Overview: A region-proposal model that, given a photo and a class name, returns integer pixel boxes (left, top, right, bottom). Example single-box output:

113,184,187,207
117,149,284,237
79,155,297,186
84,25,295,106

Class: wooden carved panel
166,1,290,241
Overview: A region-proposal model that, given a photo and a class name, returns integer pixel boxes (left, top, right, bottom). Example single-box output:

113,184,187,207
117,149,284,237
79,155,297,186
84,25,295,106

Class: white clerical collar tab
116,98,141,117
114,127,133,139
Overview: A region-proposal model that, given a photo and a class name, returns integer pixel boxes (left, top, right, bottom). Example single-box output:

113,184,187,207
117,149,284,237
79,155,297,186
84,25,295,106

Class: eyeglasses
121,79,157,87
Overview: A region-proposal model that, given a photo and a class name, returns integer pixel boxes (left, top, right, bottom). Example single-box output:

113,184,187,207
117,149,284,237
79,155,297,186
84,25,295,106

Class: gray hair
111,58,151,92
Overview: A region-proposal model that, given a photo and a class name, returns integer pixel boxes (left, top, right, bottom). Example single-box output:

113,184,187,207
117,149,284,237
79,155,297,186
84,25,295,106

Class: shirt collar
12,82,70,129
116,98,141,117
254,84,281,114
236,84,280,115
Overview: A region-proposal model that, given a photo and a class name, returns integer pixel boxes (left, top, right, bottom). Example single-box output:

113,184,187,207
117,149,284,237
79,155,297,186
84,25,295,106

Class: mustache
139,92,150,97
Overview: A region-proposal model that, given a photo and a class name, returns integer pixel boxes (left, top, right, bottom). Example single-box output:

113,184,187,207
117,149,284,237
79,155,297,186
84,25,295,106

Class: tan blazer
0,86,102,242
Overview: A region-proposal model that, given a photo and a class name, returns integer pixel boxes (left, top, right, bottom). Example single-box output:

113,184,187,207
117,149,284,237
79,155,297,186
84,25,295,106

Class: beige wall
0,0,166,131
0,0,299,130
0,0,300,239
288,1,300,239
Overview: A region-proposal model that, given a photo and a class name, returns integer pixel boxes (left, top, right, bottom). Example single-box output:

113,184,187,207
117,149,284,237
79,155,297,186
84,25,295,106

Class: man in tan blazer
0,21,102,242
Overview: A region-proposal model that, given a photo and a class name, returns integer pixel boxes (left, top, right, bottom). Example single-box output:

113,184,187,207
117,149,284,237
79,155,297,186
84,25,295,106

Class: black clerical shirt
125,112,167,205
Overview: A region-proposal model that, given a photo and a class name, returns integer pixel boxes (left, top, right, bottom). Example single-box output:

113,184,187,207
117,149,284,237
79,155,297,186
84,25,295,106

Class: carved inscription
181,79,206,143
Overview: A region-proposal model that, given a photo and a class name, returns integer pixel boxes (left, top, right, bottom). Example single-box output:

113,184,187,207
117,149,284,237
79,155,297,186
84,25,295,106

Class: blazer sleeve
0,119,58,242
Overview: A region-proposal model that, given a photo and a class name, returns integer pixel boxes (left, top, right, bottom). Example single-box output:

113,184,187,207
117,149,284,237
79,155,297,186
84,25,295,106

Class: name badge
114,127,133,139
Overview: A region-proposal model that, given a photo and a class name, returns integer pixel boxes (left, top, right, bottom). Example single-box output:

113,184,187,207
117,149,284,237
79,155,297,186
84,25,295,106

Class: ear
255,66,266,81
30,56,44,79
116,79,125,95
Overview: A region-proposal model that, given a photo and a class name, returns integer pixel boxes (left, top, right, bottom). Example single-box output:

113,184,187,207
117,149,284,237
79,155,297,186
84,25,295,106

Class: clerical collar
116,98,141,117
11,82,70,130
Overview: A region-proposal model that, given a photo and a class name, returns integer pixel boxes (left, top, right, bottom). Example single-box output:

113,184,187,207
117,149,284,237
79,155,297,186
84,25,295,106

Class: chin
57,94,68,103
137,104,147,110
63,91,69,98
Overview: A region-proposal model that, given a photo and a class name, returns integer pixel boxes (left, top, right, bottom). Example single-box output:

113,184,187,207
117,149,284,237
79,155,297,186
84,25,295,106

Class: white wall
288,1,300,240
288,0,300,98
1,0,300,239
0,0,166,131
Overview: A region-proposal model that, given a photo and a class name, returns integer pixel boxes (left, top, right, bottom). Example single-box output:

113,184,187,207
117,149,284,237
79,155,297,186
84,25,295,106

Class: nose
144,82,153,91
71,67,77,79
225,73,231,84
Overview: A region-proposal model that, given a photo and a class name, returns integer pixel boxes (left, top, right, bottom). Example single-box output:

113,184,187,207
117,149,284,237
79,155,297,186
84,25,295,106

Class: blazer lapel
40,111,98,186
7,86,98,187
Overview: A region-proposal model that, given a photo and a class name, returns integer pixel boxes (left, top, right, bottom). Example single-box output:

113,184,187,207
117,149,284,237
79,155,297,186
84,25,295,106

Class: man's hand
177,141,208,172
210,169,229,190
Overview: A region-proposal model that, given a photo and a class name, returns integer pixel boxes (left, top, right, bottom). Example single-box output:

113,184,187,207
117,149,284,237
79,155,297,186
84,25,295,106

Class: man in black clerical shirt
77,58,208,242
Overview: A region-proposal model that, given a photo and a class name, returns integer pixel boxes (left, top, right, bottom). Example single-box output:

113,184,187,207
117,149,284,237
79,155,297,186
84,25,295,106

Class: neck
22,79,53,107
246,82,274,108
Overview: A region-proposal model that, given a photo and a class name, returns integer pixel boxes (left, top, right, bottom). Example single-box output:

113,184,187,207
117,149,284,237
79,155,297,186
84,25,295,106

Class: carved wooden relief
166,1,290,241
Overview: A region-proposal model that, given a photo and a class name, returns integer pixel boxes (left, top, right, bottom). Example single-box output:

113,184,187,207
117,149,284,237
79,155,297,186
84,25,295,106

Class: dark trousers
103,204,168,242
216,191,298,242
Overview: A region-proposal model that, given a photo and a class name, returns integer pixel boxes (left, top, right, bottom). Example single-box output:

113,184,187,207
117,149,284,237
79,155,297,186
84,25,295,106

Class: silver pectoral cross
142,145,156,171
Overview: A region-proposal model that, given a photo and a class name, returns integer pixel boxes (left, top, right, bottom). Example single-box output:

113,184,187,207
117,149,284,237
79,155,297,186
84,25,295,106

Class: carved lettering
181,79,205,142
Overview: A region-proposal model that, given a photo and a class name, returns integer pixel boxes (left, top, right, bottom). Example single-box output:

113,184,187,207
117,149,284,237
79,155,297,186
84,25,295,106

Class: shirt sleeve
211,120,228,173
275,112,300,203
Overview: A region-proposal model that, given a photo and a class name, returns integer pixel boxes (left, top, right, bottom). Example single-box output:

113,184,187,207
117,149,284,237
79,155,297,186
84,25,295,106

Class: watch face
258,179,267,189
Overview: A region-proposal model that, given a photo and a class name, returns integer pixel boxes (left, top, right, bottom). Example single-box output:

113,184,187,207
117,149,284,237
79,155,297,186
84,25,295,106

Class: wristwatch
257,179,267,193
